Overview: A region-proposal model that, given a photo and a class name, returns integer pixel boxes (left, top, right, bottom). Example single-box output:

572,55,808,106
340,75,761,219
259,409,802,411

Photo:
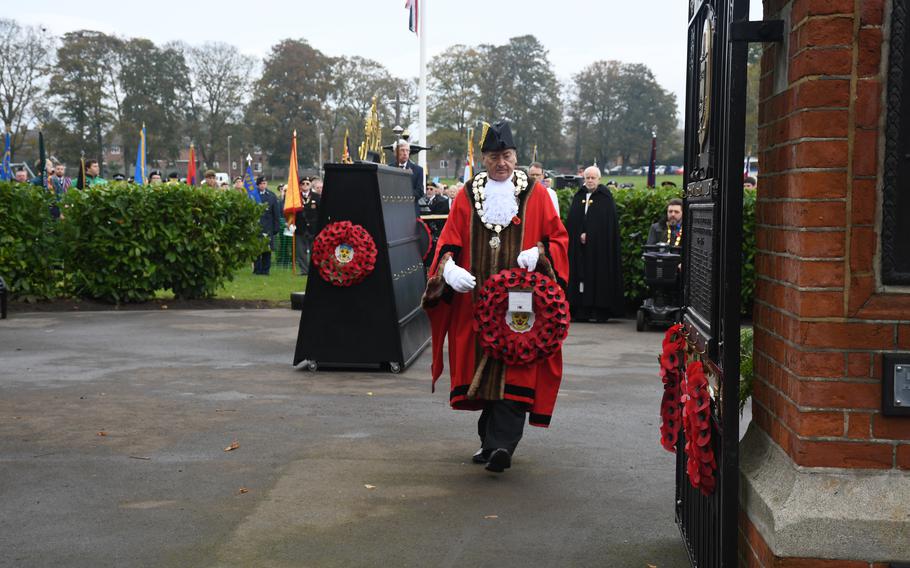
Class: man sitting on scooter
646,198,683,247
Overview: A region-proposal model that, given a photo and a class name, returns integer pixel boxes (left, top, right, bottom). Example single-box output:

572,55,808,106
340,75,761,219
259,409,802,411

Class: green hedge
0,182,60,300
58,183,266,303
556,185,757,316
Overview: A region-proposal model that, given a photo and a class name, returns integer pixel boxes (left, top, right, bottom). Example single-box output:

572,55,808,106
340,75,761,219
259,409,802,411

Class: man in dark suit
292,177,321,276
254,177,281,275
389,138,424,216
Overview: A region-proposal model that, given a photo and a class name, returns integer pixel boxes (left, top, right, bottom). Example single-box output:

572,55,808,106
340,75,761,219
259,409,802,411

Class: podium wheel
306,361,318,372
389,362,402,374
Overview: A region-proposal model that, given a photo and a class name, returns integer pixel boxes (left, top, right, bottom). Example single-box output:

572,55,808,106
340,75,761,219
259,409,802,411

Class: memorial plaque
686,203,714,332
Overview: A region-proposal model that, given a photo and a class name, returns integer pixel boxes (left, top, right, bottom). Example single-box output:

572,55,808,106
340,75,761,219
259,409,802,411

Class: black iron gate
679,1,781,566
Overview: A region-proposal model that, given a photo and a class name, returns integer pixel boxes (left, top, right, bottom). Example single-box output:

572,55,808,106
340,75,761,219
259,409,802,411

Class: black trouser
254,235,274,274
477,400,527,455
295,232,312,275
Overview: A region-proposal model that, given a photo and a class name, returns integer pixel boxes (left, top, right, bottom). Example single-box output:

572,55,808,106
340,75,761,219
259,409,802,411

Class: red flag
187,143,197,185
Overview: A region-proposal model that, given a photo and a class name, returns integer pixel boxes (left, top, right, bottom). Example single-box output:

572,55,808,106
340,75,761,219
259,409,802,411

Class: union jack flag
405,0,418,34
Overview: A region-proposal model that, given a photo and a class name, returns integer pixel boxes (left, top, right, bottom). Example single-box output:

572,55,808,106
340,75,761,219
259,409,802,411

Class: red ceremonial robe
422,171,569,427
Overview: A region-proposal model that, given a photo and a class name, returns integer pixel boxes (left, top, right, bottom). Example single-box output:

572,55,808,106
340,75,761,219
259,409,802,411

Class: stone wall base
739,424,910,566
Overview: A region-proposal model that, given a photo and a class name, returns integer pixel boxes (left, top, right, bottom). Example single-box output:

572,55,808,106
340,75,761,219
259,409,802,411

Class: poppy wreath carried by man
312,220,377,286
473,268,570,366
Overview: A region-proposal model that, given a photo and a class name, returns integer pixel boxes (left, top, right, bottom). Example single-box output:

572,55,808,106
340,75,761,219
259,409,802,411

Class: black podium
293,162,431,372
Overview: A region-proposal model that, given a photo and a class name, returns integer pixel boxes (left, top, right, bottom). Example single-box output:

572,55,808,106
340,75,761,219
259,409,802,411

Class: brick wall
752,0,910,477
740,0,910,564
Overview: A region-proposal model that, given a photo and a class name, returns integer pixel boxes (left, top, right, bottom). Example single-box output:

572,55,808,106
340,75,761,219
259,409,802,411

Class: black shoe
472,448,490,464
485,449,511,473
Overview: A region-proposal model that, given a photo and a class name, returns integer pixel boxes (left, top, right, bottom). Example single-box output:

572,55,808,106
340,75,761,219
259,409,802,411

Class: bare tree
175,42,254,168
0,19,53,154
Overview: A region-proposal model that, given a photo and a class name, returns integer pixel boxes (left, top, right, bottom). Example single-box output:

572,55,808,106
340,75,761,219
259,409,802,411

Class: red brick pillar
741,0,910,565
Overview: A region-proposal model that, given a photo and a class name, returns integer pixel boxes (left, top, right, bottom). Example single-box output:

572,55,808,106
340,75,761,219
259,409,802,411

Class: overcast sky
18,1,764,120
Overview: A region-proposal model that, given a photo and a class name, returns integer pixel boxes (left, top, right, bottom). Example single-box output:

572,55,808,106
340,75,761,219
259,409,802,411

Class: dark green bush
556,184,757,316
0,182,60,300
60,183,265,302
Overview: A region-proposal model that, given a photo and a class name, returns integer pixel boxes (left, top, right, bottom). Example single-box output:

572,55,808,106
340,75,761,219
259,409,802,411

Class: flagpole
417,0,427,187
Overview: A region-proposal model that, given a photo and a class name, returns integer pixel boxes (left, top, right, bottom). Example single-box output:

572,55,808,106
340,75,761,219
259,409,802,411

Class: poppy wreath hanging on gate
312,221,378,287
473,268,570,366
659,324,687,452
657,324,717,496
681,360,717,496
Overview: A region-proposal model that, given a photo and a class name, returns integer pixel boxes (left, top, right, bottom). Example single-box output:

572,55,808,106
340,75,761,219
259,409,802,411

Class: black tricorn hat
480,121,516,153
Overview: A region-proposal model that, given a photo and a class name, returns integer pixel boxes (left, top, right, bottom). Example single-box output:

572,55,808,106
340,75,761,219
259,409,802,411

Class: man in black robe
566,165,624,322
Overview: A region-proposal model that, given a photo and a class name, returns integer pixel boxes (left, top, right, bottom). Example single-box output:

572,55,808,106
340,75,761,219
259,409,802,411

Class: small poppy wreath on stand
658,324,687,453
473,267,570,366
312,220,377,287
681,360,717,496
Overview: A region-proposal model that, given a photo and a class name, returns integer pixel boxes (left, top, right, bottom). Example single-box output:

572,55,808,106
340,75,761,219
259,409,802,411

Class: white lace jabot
481,178,518,226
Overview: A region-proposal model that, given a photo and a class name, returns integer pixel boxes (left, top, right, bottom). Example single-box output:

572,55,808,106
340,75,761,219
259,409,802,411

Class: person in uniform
565,165,624,322
647,198,683,246
422,121,569,474
389,138,424,216
254,177,281,275
292,177,320,276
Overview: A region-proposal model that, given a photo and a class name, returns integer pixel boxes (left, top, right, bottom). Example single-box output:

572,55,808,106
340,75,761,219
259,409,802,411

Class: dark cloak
566,184,624,320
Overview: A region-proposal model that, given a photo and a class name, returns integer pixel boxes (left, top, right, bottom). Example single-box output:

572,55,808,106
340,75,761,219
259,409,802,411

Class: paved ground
0,309,697,567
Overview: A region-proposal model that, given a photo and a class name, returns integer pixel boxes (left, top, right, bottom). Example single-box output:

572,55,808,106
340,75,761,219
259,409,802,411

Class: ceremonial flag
38,131,46,188
0,130,10,181
187,143,197,185
342,128,353,164
646,133,657,189
243,160,261,203
463,127,474,181
134,124,147,184
531,143,538,164
76,154,86,189
283,130,303,222
405,0,419,34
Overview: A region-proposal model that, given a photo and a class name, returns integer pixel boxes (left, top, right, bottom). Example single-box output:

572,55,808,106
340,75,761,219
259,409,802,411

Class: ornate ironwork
882,0,910,285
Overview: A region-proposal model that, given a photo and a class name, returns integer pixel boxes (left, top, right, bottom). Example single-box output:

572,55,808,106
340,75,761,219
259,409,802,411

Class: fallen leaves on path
238,488,249,494
483,515,498,519
129,455,151,460
224,440,240,452
364,484,376,490
96,431,107,437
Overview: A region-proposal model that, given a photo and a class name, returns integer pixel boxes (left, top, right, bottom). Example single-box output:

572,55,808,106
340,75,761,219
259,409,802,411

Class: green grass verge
155,267,306,302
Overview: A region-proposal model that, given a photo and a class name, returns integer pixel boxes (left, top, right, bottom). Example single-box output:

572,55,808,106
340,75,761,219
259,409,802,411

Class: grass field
155,267,306,302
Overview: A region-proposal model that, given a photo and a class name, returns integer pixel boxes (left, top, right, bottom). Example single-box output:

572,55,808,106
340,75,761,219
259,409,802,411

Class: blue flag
243,164,261,203
134,125,147,183
0,131,11,181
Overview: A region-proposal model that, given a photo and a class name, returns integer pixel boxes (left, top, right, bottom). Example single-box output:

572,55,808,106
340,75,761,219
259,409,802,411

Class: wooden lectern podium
293,162,431,372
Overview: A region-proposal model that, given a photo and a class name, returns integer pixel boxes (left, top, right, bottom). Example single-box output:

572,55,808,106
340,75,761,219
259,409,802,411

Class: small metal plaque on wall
883,353,910,416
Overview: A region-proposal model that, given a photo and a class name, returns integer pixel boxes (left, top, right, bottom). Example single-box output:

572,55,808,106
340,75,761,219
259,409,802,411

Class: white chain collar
471,170,529,249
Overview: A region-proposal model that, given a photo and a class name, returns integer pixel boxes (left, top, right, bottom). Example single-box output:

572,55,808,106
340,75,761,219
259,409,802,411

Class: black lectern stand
293,162,431,372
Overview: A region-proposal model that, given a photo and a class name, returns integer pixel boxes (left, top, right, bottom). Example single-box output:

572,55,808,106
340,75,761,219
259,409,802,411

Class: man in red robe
422,122,569,473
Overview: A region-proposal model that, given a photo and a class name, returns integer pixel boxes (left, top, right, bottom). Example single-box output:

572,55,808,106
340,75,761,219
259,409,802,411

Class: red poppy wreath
681,360,717,496
473,268,570,366
312,221,378,287
658,324,687,453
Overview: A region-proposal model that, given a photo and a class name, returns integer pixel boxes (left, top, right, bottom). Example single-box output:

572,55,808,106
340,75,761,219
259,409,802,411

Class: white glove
442,260,476,293
517,246,540,272
289,224,296,234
